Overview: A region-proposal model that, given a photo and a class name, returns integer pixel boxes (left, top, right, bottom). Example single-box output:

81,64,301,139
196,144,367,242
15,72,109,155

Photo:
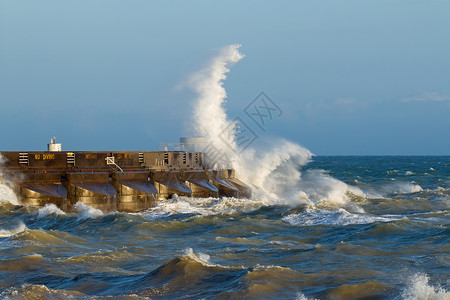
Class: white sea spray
73,202,103,220
0,154,19,205
282,208,400,226
37,204,66,218
402,273,449,300
189,44,362,210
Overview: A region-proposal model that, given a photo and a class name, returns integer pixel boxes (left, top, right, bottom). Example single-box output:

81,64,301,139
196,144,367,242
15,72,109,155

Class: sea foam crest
282,208,399,226
296,293,318,300
0,221,26,238
142,195,269,219
298,169,366,207
184,248,211,265
37,204,66,218
402,273,449,300
73,202,103,220
386,182,423,194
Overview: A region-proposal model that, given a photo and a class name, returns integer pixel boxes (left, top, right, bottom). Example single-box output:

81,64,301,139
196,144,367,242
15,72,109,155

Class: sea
0,155,448,299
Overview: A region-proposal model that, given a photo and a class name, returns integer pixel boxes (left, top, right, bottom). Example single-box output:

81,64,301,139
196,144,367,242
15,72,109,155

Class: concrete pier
223,169,252,199
0,151,252,213
153,171,192,201
185,170,219,198
18,173,68,210
113,172,157,212
65,172,117,213
210,170,240,198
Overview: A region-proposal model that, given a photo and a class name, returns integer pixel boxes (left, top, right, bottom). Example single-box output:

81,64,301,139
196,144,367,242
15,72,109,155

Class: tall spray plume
190,44,244,168
189,45,363,208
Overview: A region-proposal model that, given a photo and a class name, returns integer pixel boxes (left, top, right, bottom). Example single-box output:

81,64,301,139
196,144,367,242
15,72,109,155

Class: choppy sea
0,156,448,299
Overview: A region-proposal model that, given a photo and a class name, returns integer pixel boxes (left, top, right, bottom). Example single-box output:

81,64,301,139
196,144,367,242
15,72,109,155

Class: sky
1,0,449,155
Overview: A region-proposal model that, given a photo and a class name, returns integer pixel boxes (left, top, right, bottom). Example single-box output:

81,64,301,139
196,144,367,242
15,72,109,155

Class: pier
0,150,251,213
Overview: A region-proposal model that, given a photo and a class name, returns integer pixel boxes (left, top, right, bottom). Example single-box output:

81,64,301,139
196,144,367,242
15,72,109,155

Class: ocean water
0,156,448,299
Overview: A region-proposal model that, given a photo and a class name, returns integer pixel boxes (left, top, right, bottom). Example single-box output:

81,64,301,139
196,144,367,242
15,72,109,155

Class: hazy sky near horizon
1,1,449,155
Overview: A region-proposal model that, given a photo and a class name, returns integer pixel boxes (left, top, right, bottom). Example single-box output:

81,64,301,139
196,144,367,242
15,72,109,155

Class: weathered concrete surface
226,178,252,199
0,151,252,213
185,170,218,198
65,173,117,213
113,172,157,212
210,170,239,198
142,151,203,171
18,173,68,210
153,171,191,201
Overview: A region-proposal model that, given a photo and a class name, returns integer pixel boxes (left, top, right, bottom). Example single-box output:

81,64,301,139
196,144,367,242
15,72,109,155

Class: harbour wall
0,151,251,213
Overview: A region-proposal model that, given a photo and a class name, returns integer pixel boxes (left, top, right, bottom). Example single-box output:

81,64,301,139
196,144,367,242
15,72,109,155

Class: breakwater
0,151,251,213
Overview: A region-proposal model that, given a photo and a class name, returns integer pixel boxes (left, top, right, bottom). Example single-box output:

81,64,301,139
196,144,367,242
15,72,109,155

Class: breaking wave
0,284,88,299
0,154,19,205
0,221,27,238
282,208,400,226
129,248,305,299
141,194,269,219
189,45,363,210
385,181,423,194
402,273,449,300
37,204,66,218
0,183,18,206
73,202,104,220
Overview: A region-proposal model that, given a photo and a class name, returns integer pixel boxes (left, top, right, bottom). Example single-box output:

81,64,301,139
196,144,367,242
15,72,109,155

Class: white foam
190,44,244,168
73,202,103,220
387,170,400,175
0,221,26,238
296,293,318,300
183,248,222,268
234,139,313,205
270,169,367,210
184,248,211,264
402,273,449,300
0,154,19,205
0,184,19,205
37,204,66,218
142,195,269,219
405,171,415,176
282,208,399,226
386,182,423,194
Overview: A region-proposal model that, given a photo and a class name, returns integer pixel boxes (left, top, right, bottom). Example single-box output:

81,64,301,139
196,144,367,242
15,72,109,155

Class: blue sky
1,0,449,155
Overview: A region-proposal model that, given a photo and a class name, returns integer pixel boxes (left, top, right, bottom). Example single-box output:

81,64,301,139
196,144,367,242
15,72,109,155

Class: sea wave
37,203,66,218
0,183,19,206
327,281,389,300
140,195,269,219
402,273,449,300
282,208,400,226
386,182,423,194
128,248,308,299
0,221,26,238
0,284,88,299
73,202,104,220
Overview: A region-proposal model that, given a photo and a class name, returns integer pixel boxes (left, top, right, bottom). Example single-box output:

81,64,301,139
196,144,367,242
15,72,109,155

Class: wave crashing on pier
0,45,448,299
